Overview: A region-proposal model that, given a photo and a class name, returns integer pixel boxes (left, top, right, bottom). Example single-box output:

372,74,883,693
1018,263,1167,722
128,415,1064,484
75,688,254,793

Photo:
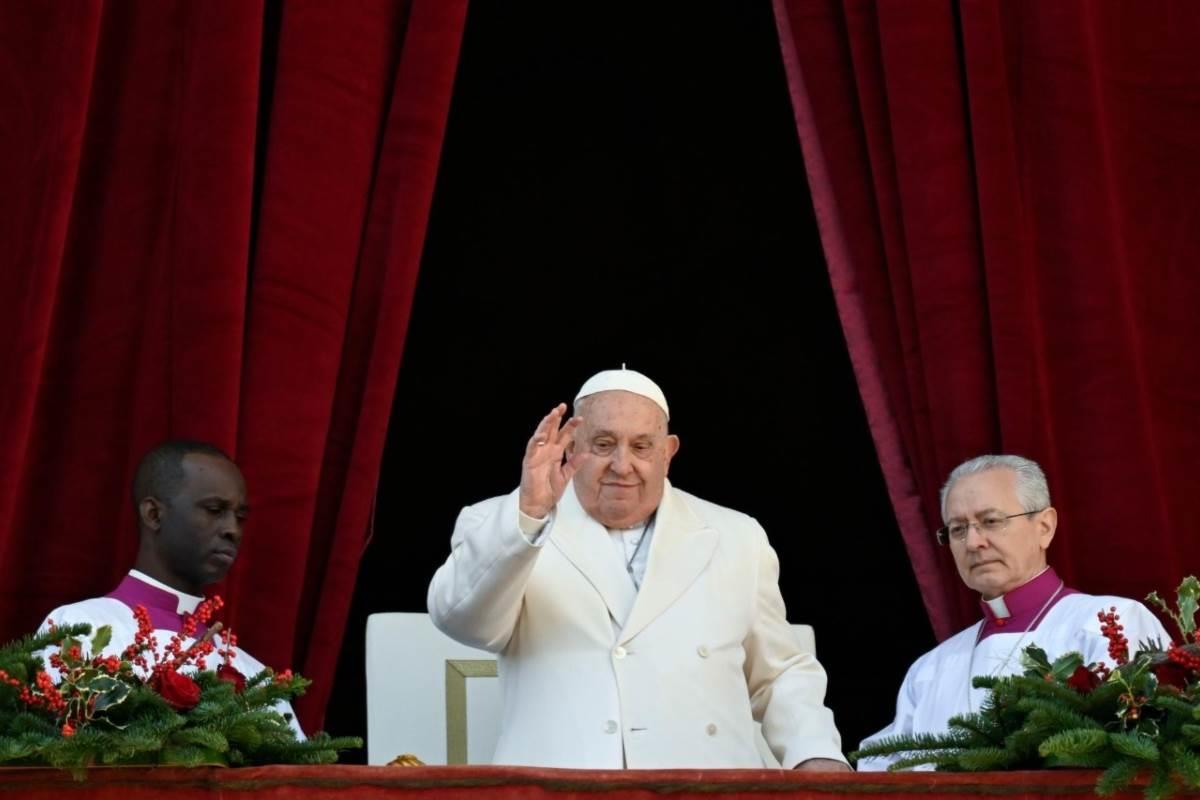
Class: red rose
1066,665,1102,694
155,668,201,710
1153,661,1191,690
217,663,246,693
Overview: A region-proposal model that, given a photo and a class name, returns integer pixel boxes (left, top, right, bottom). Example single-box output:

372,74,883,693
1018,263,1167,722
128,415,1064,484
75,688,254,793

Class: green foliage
1110,731,1161,761
954,746,1022,770
1039,728,1109,758
1180,723,1200,746
1148,577,1200,640
0,624,361,771
1097,758,1145,796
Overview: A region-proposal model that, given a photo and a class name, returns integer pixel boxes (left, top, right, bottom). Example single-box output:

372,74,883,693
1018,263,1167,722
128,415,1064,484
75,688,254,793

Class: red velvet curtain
0,0,466,729
774,0,1200,640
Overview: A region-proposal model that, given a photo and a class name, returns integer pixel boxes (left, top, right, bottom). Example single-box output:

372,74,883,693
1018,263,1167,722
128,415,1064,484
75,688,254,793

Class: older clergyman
428,368,848,770
857,454,1167,770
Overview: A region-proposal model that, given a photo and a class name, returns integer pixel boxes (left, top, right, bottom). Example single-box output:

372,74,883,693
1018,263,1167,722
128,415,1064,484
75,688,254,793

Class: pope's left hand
793,758,852,772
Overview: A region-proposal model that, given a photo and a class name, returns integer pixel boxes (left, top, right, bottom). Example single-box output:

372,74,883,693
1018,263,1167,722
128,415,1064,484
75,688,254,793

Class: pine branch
850,730,973,763
1146,762,1178,800
1098,758,1145,796
946,713,1006,746
1043,750,1119,769
1110,731,1162,762
1181,723,1200,747
1019,697,1105,731
955,746,1023,771
1005,675,1090,711
0,624,92,664
159,744,225,766
1082,681,1126,716
168,727,229,753
1039,728,1110,758
1152,695,1196,718
1164,742,1200,789
886,750,965,771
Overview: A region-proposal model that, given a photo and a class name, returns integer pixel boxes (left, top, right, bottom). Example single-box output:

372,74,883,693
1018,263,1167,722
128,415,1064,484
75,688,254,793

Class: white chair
365,612,502,765
365,612,816,767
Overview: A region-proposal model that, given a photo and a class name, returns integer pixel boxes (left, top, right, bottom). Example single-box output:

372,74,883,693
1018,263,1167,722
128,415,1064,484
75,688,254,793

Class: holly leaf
90,625,112,654
1177,577,1200,638
1051,652,1085,682
91,678,131,713
1146,591,1169,615
1021,645,1052,676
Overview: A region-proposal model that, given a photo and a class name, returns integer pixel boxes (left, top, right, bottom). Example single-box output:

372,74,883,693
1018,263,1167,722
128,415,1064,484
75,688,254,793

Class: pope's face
944,468,1056,599
569,391,679,529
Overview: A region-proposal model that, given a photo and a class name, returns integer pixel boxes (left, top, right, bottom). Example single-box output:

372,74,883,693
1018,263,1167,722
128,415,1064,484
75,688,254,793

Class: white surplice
857,593,1169,771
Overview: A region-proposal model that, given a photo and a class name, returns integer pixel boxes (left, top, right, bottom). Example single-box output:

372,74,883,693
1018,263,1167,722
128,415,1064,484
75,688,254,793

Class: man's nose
964,523,989,549
608,446,634,474
221,513,244,543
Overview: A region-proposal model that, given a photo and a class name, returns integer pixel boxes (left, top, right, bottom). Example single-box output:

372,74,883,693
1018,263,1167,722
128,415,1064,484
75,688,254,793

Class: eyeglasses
935,509,1045,546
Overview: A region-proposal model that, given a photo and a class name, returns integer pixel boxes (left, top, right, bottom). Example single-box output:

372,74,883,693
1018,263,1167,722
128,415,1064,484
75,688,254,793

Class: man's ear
139,497,164,532
665,434,681,465
1037,506,1057,550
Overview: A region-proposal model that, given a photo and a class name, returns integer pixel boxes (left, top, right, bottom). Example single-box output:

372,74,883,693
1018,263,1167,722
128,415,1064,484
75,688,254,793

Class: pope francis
427,368,848,770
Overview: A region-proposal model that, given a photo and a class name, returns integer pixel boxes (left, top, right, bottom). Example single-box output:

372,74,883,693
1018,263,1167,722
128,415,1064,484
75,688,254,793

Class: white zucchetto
574,367,669,420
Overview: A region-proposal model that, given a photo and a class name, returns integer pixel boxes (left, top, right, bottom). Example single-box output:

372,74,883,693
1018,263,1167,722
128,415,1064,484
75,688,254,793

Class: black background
323,1,937,759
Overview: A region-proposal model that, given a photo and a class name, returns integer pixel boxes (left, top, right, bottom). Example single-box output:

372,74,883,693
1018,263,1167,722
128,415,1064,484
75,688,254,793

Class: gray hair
939,454,1051,521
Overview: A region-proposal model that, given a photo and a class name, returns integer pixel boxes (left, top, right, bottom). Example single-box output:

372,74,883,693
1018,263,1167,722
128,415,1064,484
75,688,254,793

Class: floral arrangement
0,596,359,771
852,577,1200,800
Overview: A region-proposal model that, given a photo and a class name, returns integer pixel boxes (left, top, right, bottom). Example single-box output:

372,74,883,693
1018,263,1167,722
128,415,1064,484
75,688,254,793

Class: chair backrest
365,612,816,766
365,612,502,765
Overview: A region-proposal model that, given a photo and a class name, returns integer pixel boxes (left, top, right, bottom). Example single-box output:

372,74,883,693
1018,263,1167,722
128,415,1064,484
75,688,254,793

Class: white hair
572,392,669,431
939,454,1051,521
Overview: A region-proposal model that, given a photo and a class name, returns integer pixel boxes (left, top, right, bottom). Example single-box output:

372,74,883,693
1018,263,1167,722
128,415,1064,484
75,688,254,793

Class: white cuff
518,507,550,544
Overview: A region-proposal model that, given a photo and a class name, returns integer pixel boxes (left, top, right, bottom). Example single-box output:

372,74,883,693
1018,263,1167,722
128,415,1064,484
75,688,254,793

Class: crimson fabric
0,0,466,730
773,1,1200,639
0,765,1168,799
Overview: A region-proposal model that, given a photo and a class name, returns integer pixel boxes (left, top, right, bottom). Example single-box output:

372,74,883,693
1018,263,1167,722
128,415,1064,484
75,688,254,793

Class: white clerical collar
982,565,1053,620
128,569,204,615
983,594,1011,619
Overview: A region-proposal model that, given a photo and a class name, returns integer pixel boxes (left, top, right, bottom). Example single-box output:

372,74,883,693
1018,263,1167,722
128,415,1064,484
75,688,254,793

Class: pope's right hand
519,403,587,520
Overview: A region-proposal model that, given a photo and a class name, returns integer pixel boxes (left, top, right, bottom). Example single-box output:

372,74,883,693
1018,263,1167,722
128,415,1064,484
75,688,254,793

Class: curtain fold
774,0,1200,639
0,0,467,731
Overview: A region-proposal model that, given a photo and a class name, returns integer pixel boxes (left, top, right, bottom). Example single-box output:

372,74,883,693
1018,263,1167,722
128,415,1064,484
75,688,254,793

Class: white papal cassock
428,481,846,769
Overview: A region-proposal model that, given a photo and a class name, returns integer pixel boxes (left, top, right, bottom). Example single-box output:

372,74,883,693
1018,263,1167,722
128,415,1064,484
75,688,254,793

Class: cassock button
706,723,718,736
995,619,1007,627
604,720,619,734
613,646,627,659
697,645,709,658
